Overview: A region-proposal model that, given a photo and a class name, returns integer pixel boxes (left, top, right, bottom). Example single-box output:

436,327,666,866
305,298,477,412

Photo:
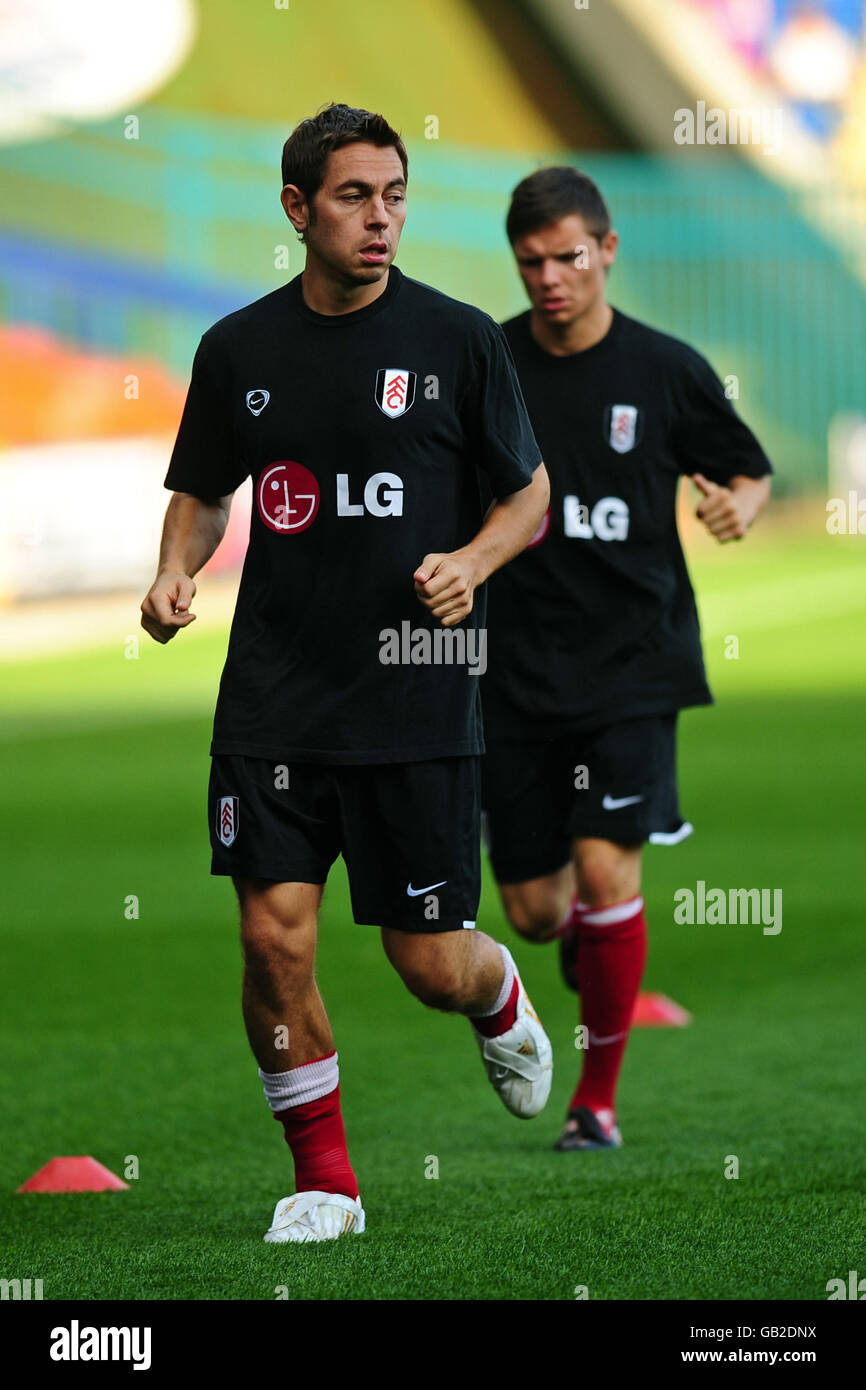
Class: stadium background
1,0,864,1300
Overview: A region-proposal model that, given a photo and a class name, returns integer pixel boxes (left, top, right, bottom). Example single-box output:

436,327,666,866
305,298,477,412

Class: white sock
258,1049,339,1112
576,895,643,927
474,943,515,1018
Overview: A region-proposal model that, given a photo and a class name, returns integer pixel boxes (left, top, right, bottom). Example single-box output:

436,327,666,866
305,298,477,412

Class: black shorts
481,714,692,884
208,754,481,933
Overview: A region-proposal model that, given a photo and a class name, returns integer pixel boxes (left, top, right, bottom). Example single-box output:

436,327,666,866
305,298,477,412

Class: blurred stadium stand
1,113,862,484
1,0,864,600
686,0,864,139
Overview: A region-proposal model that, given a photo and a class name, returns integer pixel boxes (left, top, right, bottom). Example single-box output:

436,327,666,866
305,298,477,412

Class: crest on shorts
375,368,416,418
217,796,239,847
605,404,641,454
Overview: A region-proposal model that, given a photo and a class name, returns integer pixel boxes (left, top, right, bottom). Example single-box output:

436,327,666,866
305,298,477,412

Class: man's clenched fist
414,551,480,627
140,571,197,644
693,473,749,543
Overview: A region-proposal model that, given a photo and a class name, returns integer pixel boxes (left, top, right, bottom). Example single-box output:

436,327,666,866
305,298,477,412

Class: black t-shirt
481,307,772,738
164,266,541,763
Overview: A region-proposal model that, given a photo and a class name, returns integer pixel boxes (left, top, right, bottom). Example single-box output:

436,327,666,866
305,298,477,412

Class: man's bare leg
234,878,329,1070
573,838,642,908
490,841,646,1147
380,924,504,1013
234,877,361,1233
381,924,553,1119
495,839,641,947
497,862,576,944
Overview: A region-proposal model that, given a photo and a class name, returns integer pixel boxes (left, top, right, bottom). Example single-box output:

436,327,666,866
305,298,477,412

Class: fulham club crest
605,404,642,454
375,368,416,419
217,796,239,848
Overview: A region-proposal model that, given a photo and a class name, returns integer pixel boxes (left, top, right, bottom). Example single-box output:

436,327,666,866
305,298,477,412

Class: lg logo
564,495,629,542
336,472,403,517
258,461,319,533
257,463,403,533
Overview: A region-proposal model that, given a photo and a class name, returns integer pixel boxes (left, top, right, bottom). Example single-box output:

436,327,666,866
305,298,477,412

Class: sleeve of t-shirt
671,348,773,484
462,319,543,498
163,335,249,498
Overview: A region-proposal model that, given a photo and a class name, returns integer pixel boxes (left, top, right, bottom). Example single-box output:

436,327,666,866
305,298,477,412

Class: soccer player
140,105,552,1243
480,166,772,1152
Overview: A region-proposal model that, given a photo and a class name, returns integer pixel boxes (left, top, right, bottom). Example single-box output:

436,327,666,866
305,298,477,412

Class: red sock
274,1082,359,1200
471,974,520,1037
570,897,647,1114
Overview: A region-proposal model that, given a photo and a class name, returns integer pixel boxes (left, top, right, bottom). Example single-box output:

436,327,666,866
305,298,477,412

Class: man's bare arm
140,491,233,644
414,462,550,626
693,472,771,543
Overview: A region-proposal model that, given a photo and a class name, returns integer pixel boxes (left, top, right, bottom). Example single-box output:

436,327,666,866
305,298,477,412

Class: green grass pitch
1,513,864,1300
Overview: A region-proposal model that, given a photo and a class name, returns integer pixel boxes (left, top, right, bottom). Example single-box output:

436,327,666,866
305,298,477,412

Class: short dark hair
506,166,611,244
281,103,408,201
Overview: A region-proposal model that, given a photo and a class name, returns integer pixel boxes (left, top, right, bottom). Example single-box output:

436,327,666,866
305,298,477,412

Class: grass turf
1,512,864,1300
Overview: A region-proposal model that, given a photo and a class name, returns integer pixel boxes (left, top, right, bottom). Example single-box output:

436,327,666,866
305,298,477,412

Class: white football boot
472,947,553,1118
263,1190,365,1244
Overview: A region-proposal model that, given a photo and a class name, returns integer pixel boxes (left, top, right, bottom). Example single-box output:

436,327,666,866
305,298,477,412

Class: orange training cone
632,992,692,1027
17,1157,129,1193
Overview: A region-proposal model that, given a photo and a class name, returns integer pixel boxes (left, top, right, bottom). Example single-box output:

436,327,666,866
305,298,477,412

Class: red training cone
17,1157,129,1193
632,992,692,1027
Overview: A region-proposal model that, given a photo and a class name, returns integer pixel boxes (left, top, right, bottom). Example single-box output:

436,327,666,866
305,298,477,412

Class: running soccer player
480,166,772,1152
140,105,552,1243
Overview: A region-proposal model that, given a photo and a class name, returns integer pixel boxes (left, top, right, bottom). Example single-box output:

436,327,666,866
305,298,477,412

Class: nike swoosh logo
589,1029,629,1046
602,794,644,810
406,880,447,897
